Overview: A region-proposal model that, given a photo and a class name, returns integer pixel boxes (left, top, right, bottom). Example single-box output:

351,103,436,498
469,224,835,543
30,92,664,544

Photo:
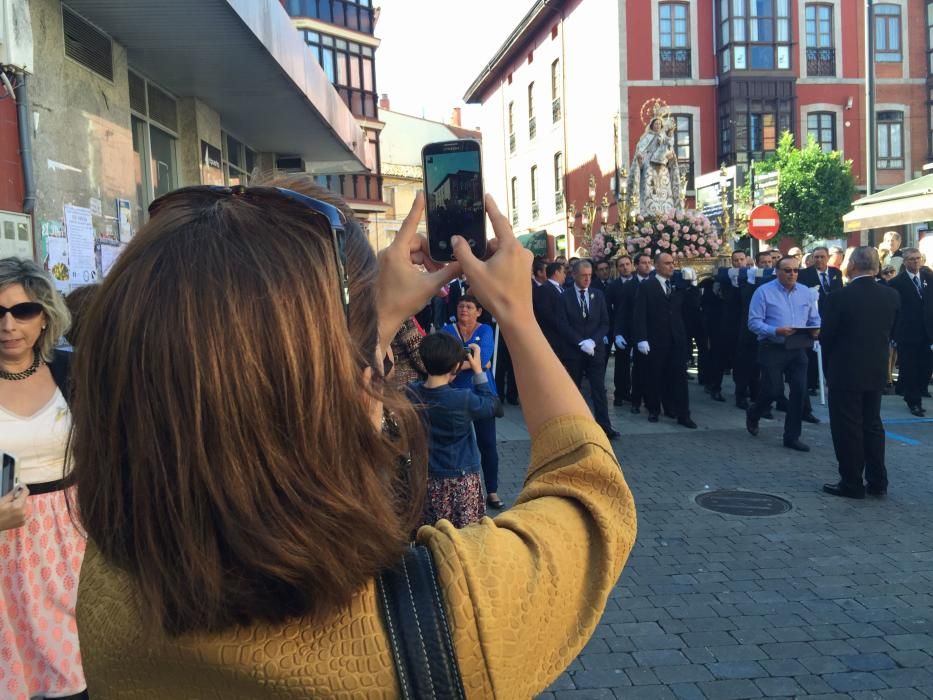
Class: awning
63,0,367,173
843,175,933,232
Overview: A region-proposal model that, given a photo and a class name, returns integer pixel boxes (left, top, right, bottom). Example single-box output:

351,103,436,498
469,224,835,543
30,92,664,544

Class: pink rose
636,215,644,222
698,237,705,245
705,253,712,258
682,225,690,233
657,224,664,231
676,251,684,258
671,244,678,251
642,227,651,234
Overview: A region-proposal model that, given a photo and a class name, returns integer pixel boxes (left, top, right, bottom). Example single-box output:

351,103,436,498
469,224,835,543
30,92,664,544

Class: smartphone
1,453,16,497
422,140,486,262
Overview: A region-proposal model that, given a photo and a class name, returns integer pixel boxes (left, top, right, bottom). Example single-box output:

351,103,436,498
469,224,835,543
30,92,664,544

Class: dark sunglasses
0,302,44,320
148,185,352,323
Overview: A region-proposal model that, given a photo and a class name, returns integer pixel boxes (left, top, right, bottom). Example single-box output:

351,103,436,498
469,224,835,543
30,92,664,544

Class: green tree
748,132,856,246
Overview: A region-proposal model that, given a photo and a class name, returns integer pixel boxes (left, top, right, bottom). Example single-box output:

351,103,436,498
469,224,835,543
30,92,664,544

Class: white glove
615,335,627,350
578,339,596,356
602,336,609,345
812,340,821,352
637,341,650,355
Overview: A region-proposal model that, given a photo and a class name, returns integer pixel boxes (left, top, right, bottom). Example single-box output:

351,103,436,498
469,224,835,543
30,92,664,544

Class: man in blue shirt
746,255,821,451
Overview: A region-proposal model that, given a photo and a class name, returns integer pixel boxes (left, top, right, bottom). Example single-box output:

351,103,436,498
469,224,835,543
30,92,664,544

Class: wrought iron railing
529,116,537,140
509,132,516,153
531,202,540,220
806,47,835,76
659,48,691,78
552,97,561,123
555,191,564,212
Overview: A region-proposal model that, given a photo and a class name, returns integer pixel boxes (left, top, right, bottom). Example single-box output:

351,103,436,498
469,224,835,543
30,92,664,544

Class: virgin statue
627,111,684,217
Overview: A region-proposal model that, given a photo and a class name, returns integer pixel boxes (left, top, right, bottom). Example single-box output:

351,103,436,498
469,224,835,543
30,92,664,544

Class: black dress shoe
630,406,641,414
678,418,698,429
647,413,659,423
802,413,821,424
746,412,759,436
761,410,774,420
909,405,925,417
735,398,749,410
783,439,810,452
866,486,887,496
923,391,932,399
710,392,725,402
808,388,818,396
822,482,865,499
663,411,676,419
604,429,621,440
613,398,625,407
486,496,506,509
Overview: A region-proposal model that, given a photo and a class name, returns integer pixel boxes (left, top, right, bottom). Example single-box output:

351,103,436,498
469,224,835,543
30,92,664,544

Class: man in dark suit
559,260,619,439
632,252,697,428
888,248,933,416
533,262,566,356
821,247,900,499
798,246,843,394
706,250,749,403
591,259,611,294
606,255,634,405
614,253,653,413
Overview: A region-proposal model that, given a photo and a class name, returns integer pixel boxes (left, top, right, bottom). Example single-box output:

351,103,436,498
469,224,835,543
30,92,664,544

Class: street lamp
617,166,630,230
719,163,734,256
566,174,608,257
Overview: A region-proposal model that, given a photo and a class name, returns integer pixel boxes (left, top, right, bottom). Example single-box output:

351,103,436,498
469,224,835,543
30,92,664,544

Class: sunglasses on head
0,302,44,321
148,185,353,323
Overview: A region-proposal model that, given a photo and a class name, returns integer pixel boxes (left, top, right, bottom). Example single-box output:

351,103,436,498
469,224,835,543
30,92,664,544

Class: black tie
579,289,588,319
914,276,922,295
665,279,672,297
820,271,829,292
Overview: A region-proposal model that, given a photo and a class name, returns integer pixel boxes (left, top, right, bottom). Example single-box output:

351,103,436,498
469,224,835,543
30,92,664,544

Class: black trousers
493,336,518,402
706,330,737,392
733,341,759,401
473,415,498,494
749,344,807,442
898,342,932,408
565,352,613,432
643,344,690,419
613,346,632,401
828,388,886,492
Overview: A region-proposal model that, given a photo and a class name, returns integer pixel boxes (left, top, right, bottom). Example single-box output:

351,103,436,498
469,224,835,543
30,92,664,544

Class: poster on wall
63,204,97,286
40,220,69,292
116,198,132,240
100,243,126,277
200,140,225,186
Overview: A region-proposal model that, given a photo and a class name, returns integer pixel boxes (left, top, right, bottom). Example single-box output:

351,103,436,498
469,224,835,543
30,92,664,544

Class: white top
0,388,71,484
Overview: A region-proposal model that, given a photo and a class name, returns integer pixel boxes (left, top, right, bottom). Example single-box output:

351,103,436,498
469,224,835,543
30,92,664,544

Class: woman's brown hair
69,176,426,636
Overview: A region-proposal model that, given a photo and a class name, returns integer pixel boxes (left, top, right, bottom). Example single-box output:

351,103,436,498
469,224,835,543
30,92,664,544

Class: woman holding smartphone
0,258,87,700
72,179,636,698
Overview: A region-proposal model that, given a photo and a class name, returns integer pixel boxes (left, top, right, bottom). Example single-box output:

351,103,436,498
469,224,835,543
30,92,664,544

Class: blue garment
409,377,498,478
442,322,498,395
747,278,821,342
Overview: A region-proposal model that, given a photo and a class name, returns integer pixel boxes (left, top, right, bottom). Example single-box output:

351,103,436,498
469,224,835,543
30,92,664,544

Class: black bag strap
48,350,73,405
376,545,466,700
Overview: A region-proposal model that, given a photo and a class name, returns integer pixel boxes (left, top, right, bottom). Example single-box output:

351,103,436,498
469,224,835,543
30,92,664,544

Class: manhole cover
695,490,792,517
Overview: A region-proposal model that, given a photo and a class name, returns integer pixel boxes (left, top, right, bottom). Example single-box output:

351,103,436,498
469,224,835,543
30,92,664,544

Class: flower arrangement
622,209,722,260
591,229,623,261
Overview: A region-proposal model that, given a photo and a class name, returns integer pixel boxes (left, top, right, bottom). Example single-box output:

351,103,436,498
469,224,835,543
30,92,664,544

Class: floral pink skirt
421,472,486,529
0,489,87,700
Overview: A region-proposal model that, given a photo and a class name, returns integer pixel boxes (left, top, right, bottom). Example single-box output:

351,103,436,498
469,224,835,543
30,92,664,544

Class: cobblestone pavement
494,370,933,700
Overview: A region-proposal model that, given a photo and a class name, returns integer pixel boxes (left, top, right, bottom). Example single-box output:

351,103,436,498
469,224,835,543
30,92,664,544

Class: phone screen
1,453,14,497
423,141,486,261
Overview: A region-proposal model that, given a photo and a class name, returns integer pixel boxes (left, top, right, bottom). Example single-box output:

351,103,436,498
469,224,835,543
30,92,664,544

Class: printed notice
100,244,125,277
64,205,97,285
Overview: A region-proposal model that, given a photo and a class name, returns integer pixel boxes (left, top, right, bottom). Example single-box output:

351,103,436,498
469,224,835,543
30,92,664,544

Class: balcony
529,116,537,140
552,97,561,123
806,47,836,77
509,132,516,154
511,208,519,226
659,48,691,79
531,201,540,220
555,191,564,212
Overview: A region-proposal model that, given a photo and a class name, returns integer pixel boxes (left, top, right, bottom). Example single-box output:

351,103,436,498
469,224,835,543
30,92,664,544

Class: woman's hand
0,487,28,532
449,194,532,329
375,192,462,349
467,343,483,374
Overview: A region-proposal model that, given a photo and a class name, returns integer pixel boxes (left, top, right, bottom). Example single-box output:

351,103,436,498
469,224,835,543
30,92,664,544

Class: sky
375,0,533,127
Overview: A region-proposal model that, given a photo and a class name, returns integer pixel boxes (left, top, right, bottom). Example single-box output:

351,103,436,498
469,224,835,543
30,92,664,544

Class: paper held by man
785,326,820,351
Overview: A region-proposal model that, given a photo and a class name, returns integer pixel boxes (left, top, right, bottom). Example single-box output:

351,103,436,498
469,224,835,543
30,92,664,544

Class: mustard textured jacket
76,415,637,698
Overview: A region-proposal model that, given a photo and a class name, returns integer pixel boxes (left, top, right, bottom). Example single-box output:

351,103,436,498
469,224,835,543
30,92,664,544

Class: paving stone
696,679,763,699
757,658,808,676
625,667,660,686
628,634,687,651
615,686,677,700
571,669,633,689
760,641,817,659
798,655,848,674
580,652,637,671
838,652,897,672
554,690,616,700
680,631,737,648
885,634,933,651
873,667,933,688
889,649,932,668
633,650,690,667
705,661,768,680
823,671,888,692
668,683,705,700
708,645,768,662
753,676,805,697
650,665,713,684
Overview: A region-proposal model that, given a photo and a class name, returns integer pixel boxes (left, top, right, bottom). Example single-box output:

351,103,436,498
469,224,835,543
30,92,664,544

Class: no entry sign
747,205,781,241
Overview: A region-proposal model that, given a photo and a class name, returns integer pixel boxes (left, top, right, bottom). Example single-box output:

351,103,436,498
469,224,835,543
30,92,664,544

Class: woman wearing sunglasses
0,258,88,700
71,176,636,698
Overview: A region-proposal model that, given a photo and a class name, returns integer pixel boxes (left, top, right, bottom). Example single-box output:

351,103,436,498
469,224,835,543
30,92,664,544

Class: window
928,86,933,157
531,166,539,220
672,114,694,190
511,177,519,225
927,2,933,74
129,71,178,223
874,4,902,62
223,131,257,186
554,152,564,211
304,31,378,117
719,94,793,163
749,113,777,155
508,101,516,153
877,111,904,169
719,0,792,73
285,0,375,34
807,112,836,152
551,60,561,122
528,82,536,139
660,2,691,78
805,3,835,76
